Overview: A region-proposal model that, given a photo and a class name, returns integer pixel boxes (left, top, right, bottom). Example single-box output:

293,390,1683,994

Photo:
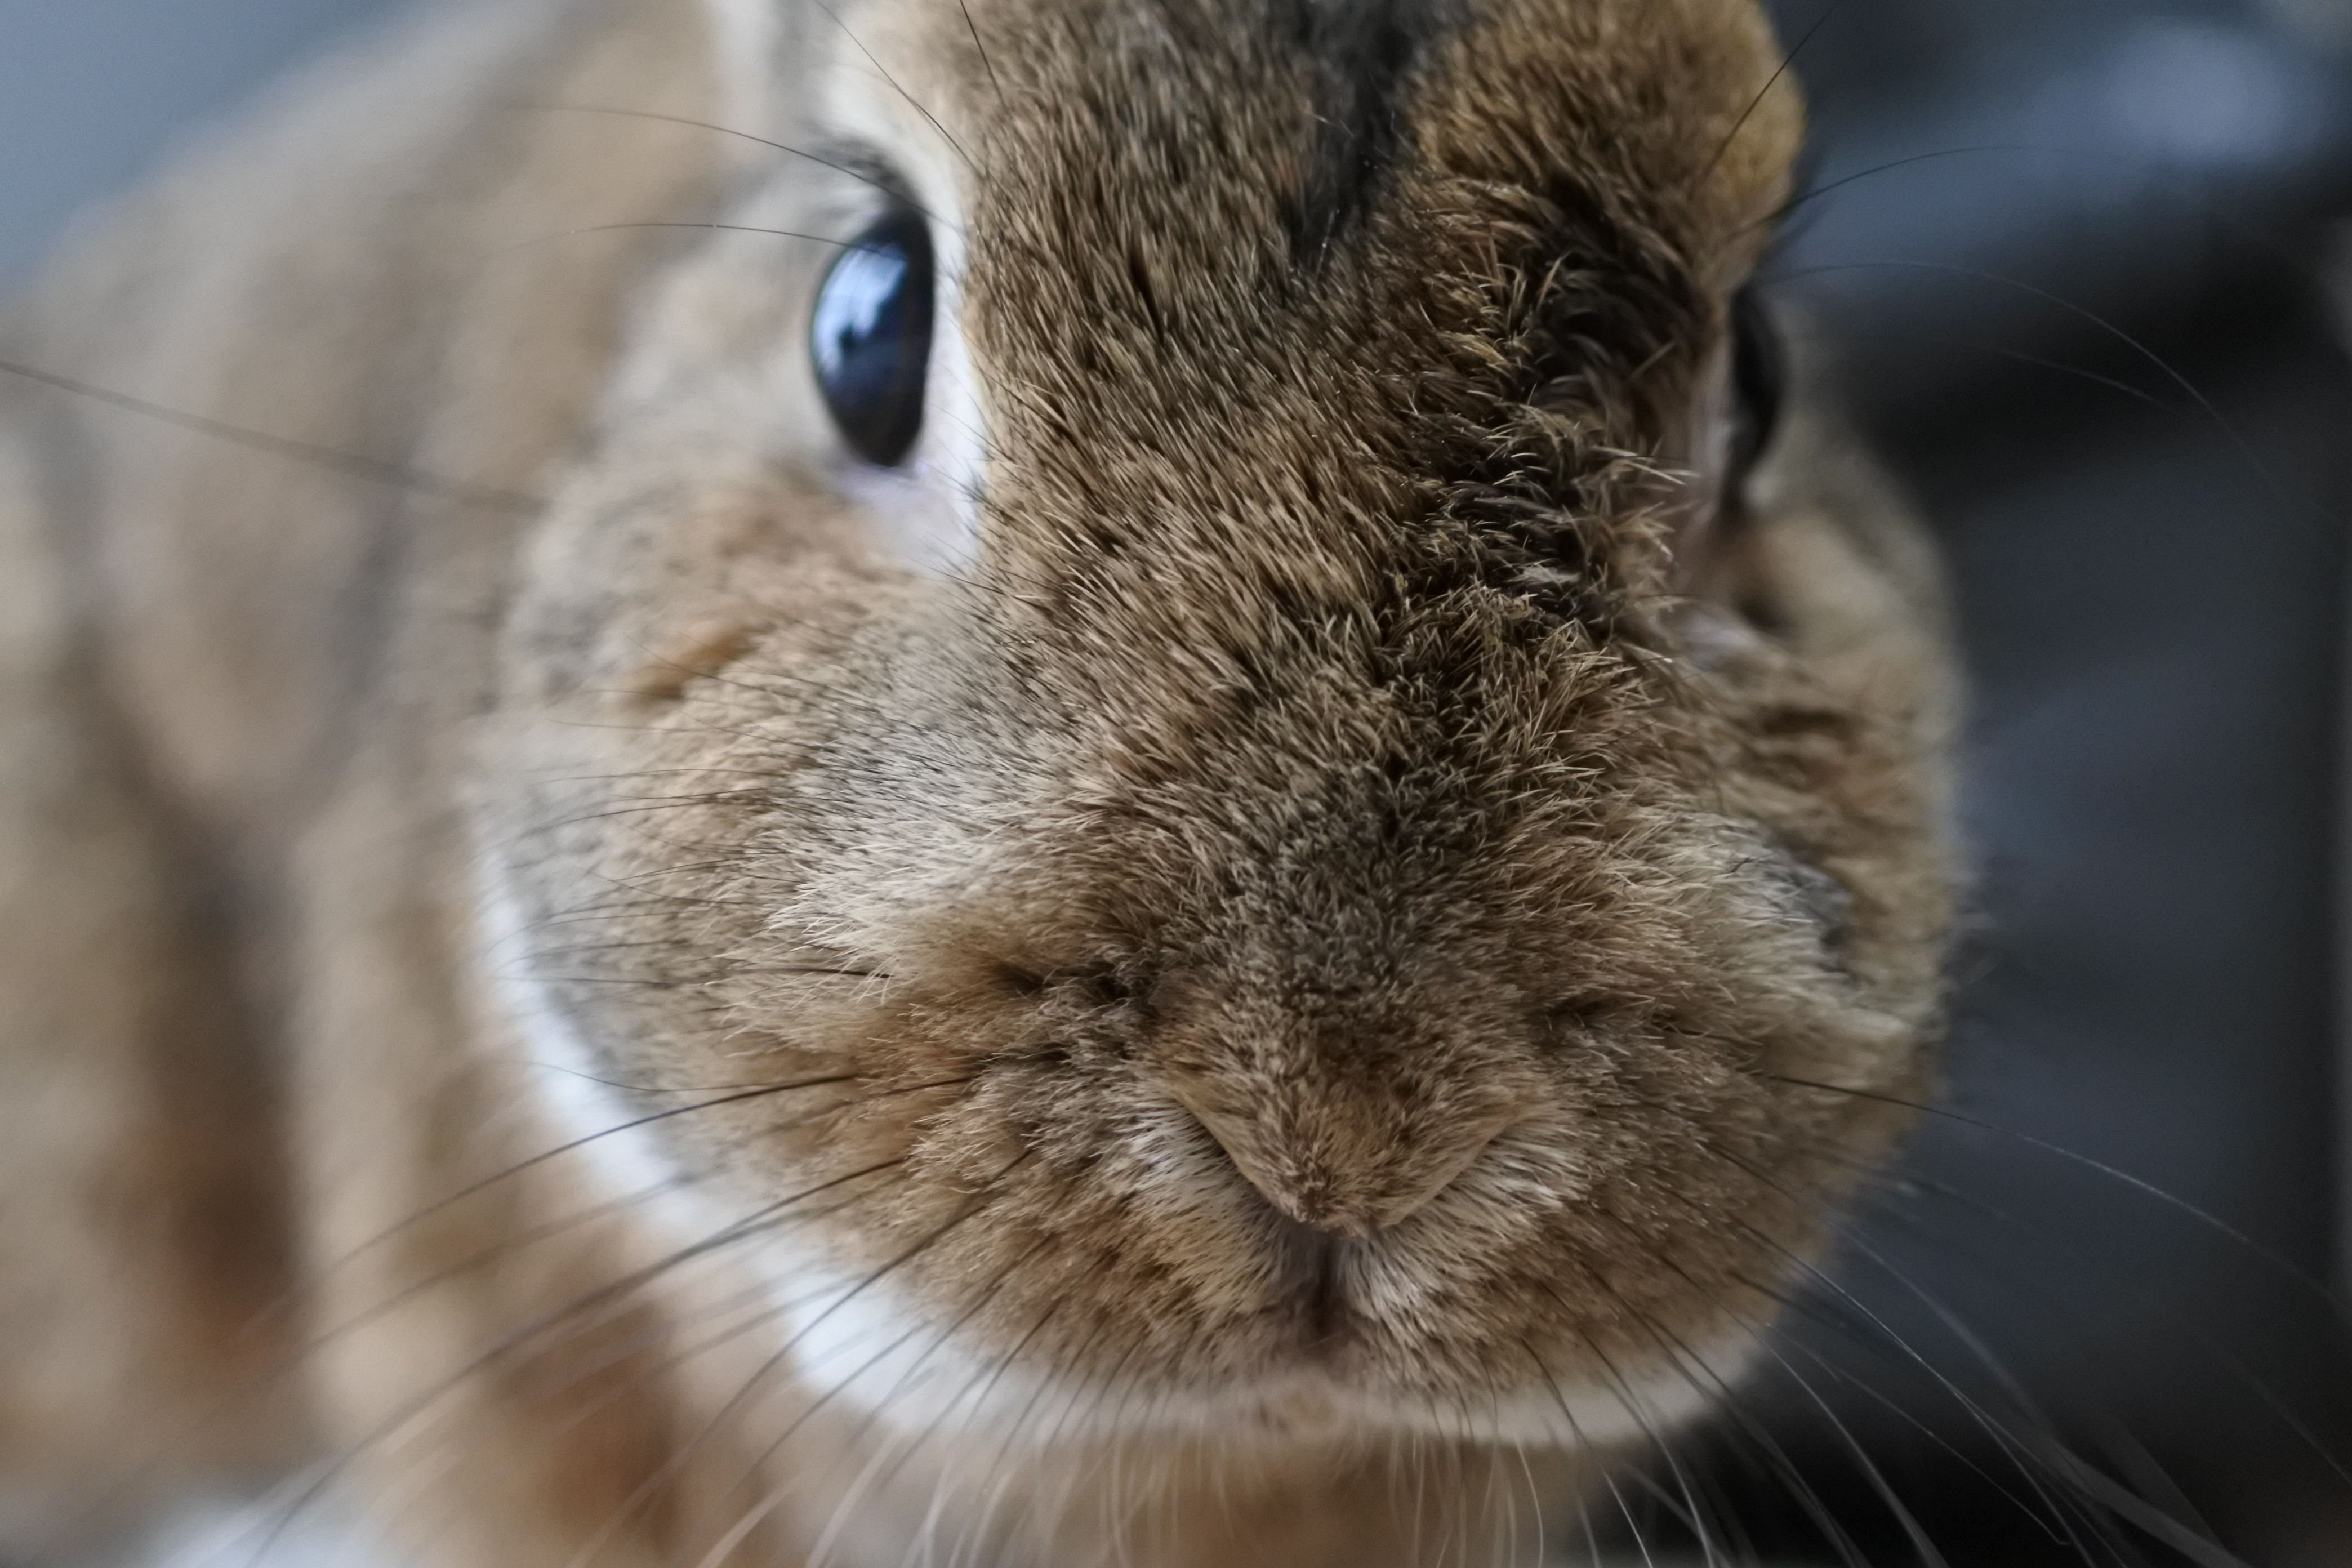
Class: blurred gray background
0,0,402,285
6,1,2352,1563
1747,4,2352,1565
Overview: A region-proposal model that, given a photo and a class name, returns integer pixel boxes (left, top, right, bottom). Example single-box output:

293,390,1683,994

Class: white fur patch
135,1497,407,1568
474,864,691,1208
755,1239,1764,1454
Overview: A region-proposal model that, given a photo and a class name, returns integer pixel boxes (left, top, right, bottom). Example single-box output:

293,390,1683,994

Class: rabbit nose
1167,1079,1516,1239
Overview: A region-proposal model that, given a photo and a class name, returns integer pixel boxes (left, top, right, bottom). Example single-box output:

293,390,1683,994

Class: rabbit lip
1223,1373,1353,1439
1270,1219,1358,1353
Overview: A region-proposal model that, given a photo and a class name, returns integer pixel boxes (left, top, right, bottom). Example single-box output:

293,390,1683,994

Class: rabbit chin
763,1250,1762,1454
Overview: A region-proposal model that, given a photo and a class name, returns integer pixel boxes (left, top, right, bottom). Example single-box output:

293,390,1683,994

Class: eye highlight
810,210,934,467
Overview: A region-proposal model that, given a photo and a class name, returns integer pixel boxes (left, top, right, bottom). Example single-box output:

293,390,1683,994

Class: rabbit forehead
938,0,1798,561
946,0,1800,279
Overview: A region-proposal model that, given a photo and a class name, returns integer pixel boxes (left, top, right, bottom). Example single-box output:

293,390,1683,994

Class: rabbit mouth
1211,1370,1361,1440
1267,1218,1359,1352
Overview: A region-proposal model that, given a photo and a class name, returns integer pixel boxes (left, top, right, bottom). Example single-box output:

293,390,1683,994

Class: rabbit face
484,0,1954,1454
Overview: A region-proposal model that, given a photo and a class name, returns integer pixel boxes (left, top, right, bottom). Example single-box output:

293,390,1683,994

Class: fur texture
0,0,1955,1562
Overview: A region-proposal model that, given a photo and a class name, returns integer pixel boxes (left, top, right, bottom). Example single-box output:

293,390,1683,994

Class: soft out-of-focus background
6,1,2352,1563
0,0,400,284
1731,3,2352,1564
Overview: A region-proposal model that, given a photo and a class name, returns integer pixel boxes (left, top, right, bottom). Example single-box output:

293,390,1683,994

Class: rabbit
0,0,1958,1563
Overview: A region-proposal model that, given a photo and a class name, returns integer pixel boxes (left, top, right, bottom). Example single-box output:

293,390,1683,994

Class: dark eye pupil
1729,284,1785,480
811,211,934,467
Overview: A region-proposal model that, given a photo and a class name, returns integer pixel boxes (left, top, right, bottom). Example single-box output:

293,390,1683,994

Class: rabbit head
480,0,1955,1459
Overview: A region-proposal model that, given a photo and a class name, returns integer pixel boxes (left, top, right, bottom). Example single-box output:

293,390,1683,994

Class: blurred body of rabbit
0,0,1955,1564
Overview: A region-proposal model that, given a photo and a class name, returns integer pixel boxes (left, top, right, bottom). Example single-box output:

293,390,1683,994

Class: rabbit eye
810,210,934,467
1727,284,1784,483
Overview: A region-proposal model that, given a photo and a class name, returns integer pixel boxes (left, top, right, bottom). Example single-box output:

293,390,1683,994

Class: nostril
1389,1115,1514,1221
1164,1081,1512,1238
1166,1088,1363,1235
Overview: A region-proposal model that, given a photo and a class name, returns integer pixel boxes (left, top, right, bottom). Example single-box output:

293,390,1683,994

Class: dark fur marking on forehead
1279,0,1459,261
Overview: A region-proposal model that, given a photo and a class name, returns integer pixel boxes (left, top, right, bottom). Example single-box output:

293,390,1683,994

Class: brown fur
0,0,1955,1562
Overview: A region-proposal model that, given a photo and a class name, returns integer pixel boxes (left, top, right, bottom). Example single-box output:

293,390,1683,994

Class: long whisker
1689,1298,1952,1568
1753,140,2343,295
1747,144,2072,237
1602,1093,2116,1562
1576,1258,1876,1568
948,1286,1122,1538
1741,1167,2134,1548
302,1074,865,1283
314,1074,970,1353
519,1058,872,1095
1690,1223,2073,1542
1695,1138,2243,1567
1827,1144,2352,1490
957,0,1001,103
504,103,963,233
797,1233,1063,1558
65,1079,936,1545
427,1217,907,1529
1531,1279,1722,1564
237,1156,907,1566
483,220,875,265
1518,1338,1659,1568
1696,0,1847,191
0,355,540,512
318,1241,889,1568
673,1156,1031,1568
1757,259,2344,536
1764,1073,2352,1330
810,0,979,173
1786,324,2189,418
